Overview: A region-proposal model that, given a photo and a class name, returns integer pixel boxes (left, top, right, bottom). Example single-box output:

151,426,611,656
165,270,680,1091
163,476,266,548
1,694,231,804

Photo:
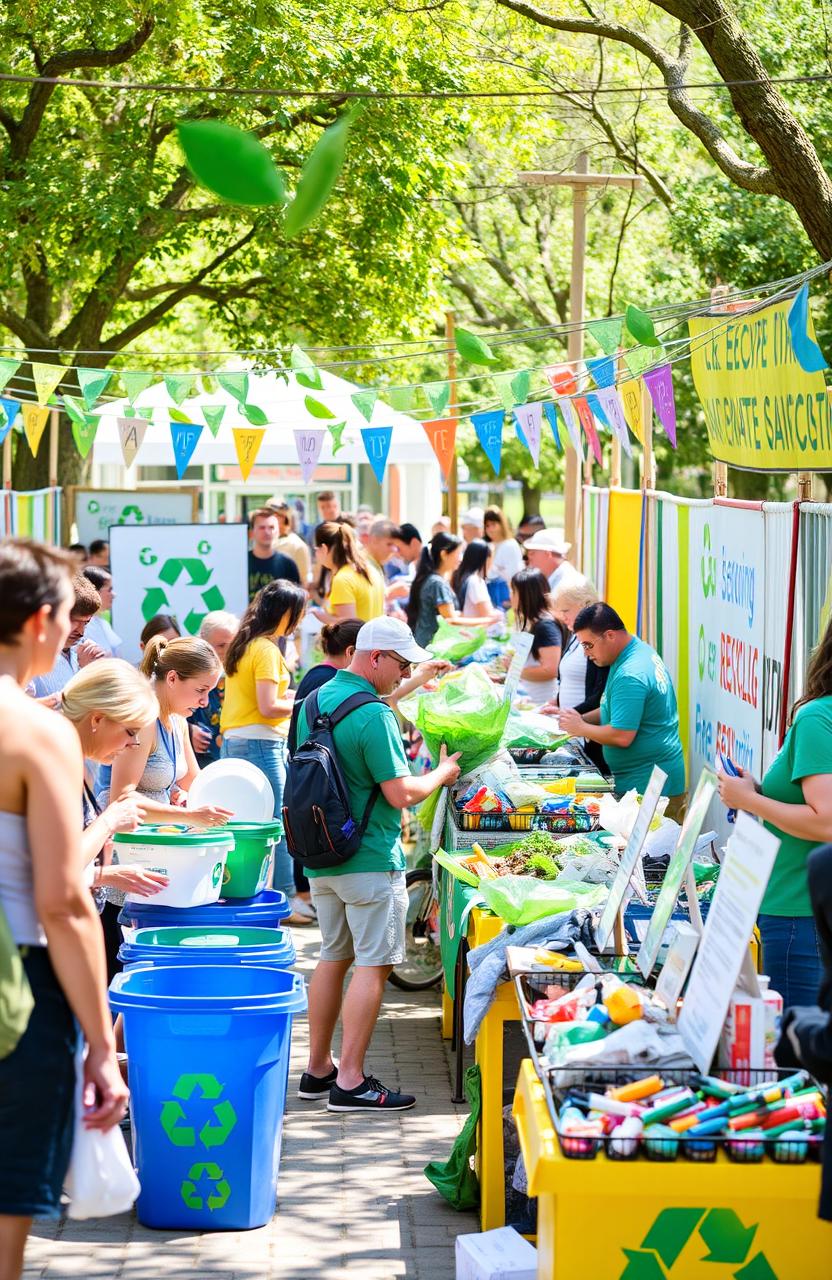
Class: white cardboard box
455,1227,537,1280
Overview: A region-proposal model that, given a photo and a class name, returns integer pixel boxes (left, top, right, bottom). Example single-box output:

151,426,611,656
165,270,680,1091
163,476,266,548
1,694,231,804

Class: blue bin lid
119,889,290,929
109,964,307,1015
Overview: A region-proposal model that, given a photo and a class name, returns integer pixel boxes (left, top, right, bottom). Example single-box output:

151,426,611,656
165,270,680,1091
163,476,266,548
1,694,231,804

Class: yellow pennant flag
21,403,49,456
30,362,65,407
232,426,265,480
619,378,645,444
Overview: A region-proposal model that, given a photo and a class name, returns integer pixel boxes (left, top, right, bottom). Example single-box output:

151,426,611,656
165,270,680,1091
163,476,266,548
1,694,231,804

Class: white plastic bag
63,1048,140,1219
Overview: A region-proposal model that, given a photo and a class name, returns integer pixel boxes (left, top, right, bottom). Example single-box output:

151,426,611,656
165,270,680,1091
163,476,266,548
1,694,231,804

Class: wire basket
457,809,600,833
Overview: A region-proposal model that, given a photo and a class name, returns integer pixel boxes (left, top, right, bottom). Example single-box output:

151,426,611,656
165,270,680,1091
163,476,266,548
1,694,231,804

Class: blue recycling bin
118,924,296,971
119,889,290,933
110,964,306,1230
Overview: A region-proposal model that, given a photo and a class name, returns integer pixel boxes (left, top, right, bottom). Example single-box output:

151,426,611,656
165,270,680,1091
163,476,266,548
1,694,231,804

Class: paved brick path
25,925,475,1279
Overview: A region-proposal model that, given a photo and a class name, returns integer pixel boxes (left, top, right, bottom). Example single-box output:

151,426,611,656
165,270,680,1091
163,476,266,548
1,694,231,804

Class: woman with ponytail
313,520,384,622
220,579,308,920
407,531,498,648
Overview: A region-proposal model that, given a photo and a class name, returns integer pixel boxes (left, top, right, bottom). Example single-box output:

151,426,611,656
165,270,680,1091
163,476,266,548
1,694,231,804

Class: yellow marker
609,1074,664,1103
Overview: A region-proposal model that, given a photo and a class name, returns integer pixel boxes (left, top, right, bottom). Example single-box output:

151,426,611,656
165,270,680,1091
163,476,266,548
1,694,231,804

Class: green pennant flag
62,394,88,426
587,317,624,355
423,381,451,416
217,371,250,405
624,346,662,379
387,386,415,412
291,344,323,391
70,411,99,458
351,390,378,422
510,369,532,404
202,404,226,436
491,372,516,412
121,369,156,404
77,368,113,411
0,358,21,394
132,405,155,420
164,373,197,405
328,421,346,454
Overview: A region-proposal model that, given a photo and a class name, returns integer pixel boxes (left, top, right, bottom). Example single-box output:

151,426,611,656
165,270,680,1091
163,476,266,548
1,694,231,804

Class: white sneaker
290,896,317,921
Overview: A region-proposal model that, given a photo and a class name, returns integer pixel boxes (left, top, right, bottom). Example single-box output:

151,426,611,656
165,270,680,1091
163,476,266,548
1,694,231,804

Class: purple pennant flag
586,354,617,389
594,386,633,459
513,402,543,467
294,427,326,484
361,425,393,484
642,363,677,447
471,409,504,476
0,396,20,444
170,421,203,478
542,402,562,453
556,398,585,459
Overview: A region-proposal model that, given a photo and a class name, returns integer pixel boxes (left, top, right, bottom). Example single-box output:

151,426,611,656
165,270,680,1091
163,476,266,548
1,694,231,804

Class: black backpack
282,688,381,871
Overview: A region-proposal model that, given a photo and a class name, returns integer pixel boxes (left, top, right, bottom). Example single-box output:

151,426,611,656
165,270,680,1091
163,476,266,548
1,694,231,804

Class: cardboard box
455,1228,537,1280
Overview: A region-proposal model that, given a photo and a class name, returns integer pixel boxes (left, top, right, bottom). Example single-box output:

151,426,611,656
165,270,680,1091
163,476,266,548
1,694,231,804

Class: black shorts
0,947,79,1217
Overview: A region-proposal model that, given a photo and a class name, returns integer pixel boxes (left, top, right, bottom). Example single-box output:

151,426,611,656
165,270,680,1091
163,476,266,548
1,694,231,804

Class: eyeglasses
580,640,596,652
380,650,412,673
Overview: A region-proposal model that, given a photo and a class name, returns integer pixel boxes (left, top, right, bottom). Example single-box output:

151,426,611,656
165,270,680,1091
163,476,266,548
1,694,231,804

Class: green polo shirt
600,636,686,796
760,696,832,917
294,669,411,876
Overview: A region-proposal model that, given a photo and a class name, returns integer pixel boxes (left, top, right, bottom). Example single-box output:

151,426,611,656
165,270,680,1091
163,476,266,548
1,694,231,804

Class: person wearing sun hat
460,507,485,542
523,527,583,594
294,616,461,1115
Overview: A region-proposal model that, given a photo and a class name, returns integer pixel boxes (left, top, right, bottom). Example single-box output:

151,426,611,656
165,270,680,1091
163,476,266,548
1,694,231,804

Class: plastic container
110,964,306,1230
113,825,233,909
118,924,296,971
188,758,274,822
222,821,282,898
119,889,291,936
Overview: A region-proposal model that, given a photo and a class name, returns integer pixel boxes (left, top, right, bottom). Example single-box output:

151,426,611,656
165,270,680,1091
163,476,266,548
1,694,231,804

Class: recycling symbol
180,1161,231,1212
140,556,226,634
701,523,717,599
621,1208,777,1279
87,499,100,514
160,1072,237,1149
118,504,144,524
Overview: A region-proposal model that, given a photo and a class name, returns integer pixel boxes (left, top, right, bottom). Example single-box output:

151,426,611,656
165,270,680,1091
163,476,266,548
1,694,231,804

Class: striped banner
0,487,62,542
761,503,796,768
792,502,832,707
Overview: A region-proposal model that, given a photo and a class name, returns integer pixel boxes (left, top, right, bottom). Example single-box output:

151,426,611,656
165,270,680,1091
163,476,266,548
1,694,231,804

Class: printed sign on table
74,489,197,546
595,765,667,952
111,523,248,663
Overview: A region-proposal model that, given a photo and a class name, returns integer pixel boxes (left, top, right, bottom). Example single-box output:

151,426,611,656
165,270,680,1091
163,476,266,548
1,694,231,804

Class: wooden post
714,461,728,498
445,309,459,534
641,378,655,491
2,433,11,490
48,407,59,489
797,472,814,502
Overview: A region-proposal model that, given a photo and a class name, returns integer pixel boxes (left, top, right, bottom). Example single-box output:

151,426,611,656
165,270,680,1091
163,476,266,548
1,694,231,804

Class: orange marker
609,1075,664,1103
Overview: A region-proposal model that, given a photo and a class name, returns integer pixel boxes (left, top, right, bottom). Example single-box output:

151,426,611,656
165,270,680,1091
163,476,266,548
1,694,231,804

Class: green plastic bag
427,618,486,664
0,902,33,1060
400,665,510,776
479,874,607,926
502,709,570,751
424,1064,481,1210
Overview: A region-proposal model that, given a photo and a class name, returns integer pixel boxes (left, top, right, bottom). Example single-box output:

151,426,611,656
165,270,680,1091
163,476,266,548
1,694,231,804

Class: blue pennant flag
361,426,393,484
586,392,610,430
543,401,562,453
0,396,20,444
586,354,617,389
471,409,504,476
170,421,203,479
788,282,829,373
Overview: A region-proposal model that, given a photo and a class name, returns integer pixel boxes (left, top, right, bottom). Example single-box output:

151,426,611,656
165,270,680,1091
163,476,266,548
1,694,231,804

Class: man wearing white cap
460,507,484,543
524,528,582,595
295,616,461,1114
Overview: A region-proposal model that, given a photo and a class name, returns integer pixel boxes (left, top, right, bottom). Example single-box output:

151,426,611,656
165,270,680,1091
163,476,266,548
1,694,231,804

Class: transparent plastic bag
400,665,511,777
426,618,486,663
479,874,607,925
502,709,570,751
63,1048,140,1219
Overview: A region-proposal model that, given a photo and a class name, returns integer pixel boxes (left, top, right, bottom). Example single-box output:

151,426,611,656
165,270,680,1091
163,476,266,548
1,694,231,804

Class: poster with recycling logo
110,523,248,663
72,487,198,546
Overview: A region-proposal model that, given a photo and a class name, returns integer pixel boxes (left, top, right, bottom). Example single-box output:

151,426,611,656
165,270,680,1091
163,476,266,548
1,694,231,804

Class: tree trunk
521,478,541,516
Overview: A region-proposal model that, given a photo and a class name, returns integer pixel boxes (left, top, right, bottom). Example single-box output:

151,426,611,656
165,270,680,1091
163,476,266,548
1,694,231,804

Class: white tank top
0,810,46,946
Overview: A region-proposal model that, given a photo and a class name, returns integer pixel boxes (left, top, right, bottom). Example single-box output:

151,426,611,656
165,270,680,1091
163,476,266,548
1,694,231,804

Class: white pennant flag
513,401,543,467
593,385,633,459
117,416,149,469
294,427,326,484
556,398,585,460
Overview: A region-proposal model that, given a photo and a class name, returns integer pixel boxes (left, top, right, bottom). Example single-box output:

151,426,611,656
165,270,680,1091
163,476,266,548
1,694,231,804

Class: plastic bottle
758,975,784,1071
602,976,644,1025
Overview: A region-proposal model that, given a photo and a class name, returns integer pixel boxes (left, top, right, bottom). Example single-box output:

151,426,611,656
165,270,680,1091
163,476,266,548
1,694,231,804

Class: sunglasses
380,650,412,673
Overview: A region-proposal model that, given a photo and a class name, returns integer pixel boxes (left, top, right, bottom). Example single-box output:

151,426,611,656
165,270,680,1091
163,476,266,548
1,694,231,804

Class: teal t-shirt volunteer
600,636,685,796
294,669,411,877
760,695,832,917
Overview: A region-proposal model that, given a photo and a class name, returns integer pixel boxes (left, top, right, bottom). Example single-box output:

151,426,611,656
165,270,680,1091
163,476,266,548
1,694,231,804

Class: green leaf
625,304,660,347
455,327,496,365
178,121,286,207
283,106,361,239
168,406,193,424
304,395,336,420
291,343,323,390
242,403,269,426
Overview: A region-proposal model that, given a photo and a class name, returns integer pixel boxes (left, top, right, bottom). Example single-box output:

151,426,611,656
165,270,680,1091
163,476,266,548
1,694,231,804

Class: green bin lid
225,820,283,837
113,824,232,847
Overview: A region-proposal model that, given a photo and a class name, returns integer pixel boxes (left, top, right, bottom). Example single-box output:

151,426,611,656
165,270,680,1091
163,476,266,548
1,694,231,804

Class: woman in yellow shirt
313,521,384,622
220,579,307,911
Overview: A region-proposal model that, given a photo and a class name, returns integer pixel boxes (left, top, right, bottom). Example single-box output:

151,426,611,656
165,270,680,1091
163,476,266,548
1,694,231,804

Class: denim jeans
758,913,822,1010
221,736,294,900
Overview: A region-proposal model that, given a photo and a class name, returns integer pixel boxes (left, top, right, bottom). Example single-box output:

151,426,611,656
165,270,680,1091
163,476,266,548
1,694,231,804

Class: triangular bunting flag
510,369,532,404
217,371,250,405
513,402,543,467
491,371,517,413
386,386,415,413
77,368,113,411
170,421,203,478
31,362,64,406
21,402,49,456
293,427,327,483
624,346,658,380
117,417,148,468
587,316,623,355
232,426,266,481
131,405,154,420
787,282,829,373
351,390,378,423
121,369,156,404
361,426,393,485
573,397,603,465
291,344,323,391
422,418,457,480
423,381,451,417
201,404,227,437
164,373,197,406
471,409,504,477
328,421,347,455
0,397,20,443
555,398,584,459
594,386,633,459
619,379,645,444
542,402,562,454
585,392,610,431
545,364,577,396
586,354,617,389
70,411,99,459
0,358,21,395
642,363,678,447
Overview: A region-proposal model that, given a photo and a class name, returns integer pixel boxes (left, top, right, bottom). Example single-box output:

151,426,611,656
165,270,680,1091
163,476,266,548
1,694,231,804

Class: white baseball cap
355,616,432,664
523,528,571,555
460,506,485,527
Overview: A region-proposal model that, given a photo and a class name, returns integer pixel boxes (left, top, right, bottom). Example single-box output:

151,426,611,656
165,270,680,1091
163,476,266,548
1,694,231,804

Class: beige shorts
309,871,408,967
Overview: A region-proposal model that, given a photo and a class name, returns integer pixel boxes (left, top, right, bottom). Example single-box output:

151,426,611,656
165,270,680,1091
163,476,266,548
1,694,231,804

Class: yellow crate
513,1060,832,1279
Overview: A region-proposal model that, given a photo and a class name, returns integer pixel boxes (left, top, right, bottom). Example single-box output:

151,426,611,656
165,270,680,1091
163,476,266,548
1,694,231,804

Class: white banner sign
111,524,248,663
74,489,197,546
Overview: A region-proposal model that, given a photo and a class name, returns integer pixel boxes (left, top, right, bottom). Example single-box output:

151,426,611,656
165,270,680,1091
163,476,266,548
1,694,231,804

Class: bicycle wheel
388,867,443,991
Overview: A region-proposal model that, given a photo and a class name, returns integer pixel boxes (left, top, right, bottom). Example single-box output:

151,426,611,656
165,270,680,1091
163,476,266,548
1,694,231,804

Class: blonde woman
483,505,524,585
313,521,384,622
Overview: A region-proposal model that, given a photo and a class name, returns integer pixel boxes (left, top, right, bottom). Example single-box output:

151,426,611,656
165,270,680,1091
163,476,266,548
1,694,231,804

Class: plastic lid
225,820,283,836
113,824,233,847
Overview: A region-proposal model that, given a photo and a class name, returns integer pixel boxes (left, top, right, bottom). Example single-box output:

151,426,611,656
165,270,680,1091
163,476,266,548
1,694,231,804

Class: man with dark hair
86,538,110,568
316,490,341,525
248,508,301,601
29,573,105,703
557,602,686,814
516,513,546,544
391,523,422,565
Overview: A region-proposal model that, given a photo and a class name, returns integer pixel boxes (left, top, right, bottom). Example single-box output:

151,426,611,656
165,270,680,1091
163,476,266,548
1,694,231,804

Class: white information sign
111,523,248,663
504,631,535,703
73,488,197,546
595,765,667,952
678,814,780,1072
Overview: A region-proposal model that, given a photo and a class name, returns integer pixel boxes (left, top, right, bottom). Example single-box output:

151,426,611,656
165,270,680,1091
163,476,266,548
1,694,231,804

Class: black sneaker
327,1075,416,1113
297,1065,338,1100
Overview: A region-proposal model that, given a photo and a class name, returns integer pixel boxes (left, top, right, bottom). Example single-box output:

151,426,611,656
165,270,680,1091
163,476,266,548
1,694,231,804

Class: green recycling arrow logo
118,504,144,523
620,1207,777,1279
180,1161,231,1212
140,555,226,633
160,1072,237,1149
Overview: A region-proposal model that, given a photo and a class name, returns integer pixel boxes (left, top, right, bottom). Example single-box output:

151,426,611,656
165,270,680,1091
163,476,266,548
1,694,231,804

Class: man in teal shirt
294,616,460,1114
558,602,686,816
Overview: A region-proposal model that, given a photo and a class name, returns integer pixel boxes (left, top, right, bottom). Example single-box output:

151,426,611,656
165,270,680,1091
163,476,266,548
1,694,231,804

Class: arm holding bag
63,1047,140,1219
